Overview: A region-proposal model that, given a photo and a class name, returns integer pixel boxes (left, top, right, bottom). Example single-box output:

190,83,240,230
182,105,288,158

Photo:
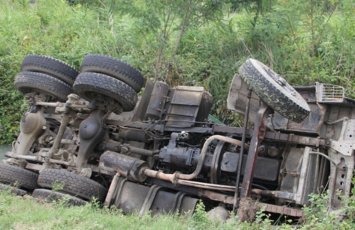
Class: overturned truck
2,55,354,220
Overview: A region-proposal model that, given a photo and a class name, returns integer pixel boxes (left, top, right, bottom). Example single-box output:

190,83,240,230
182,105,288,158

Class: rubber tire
73,72,137,111
0,163,38,190
32,189,87,206
238,58,310,122
38,169,107,202
14,71,72,102
80,54,144,92
21,55,78,85
0,183,27,196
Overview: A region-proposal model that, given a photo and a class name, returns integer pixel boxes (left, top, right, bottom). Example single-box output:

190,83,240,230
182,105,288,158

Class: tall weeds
0,0,354,143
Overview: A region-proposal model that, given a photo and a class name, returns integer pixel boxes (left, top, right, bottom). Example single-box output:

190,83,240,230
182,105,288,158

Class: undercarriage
2,55,354,221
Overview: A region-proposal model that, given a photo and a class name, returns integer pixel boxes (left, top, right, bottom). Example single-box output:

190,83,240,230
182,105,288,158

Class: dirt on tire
73,72,137,112
14,71,73,102
38,169,107,202
238,58,310,122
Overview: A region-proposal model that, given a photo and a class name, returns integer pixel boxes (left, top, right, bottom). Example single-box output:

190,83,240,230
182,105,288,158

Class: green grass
0,191,246,230
1,0,353,144
1,190,354,230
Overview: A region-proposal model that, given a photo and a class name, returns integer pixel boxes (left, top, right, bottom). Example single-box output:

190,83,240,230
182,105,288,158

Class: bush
0,0,353,144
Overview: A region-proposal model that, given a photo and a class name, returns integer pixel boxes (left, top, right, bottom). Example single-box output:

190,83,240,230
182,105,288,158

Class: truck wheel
0,183,27,196
14,71,72,102
38,169,107,202
73,72,137,111
32,189,87,206
239,58,310,122
21,55,78,85
80,54,144,92
0,163,38,190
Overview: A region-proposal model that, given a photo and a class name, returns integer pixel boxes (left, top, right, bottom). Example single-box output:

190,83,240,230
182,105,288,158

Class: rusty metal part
233,89,251,212
237,198,259,221
144,168,238,193
251,189,294,200
238,197,304,222
123,120,326,147
258,202,304,218
240,103,268,198
177,180,235,192
144,168,175,183
213,124,327,147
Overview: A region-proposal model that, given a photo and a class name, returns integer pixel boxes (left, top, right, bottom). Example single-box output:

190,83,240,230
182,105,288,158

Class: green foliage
301,190,355,229
51,181,64,192
0,0,353,144
191,201,209,229
242,0,355,96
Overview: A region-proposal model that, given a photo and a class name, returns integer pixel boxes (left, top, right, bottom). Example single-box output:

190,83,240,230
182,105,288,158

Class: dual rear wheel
15,55,78,102
73,54,144,113
0,164,107,206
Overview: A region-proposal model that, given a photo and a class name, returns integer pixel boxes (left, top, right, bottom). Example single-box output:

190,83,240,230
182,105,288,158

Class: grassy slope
0,191,253,230
1,0,353,144
1,191,354,230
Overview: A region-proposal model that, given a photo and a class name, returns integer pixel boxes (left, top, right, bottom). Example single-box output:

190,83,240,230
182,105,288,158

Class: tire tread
21,55,78,85
38,169,107,201
80,54,144,92
14,71,72,102
0,163,38,190
239,59,309,122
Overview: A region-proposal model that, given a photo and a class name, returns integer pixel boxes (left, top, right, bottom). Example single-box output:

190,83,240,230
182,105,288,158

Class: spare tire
80,54,144,92
0,163,38,190
14,71,72,102
73,72,137,112
38,169,107,202
238,58,310,122
21,55,78,85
